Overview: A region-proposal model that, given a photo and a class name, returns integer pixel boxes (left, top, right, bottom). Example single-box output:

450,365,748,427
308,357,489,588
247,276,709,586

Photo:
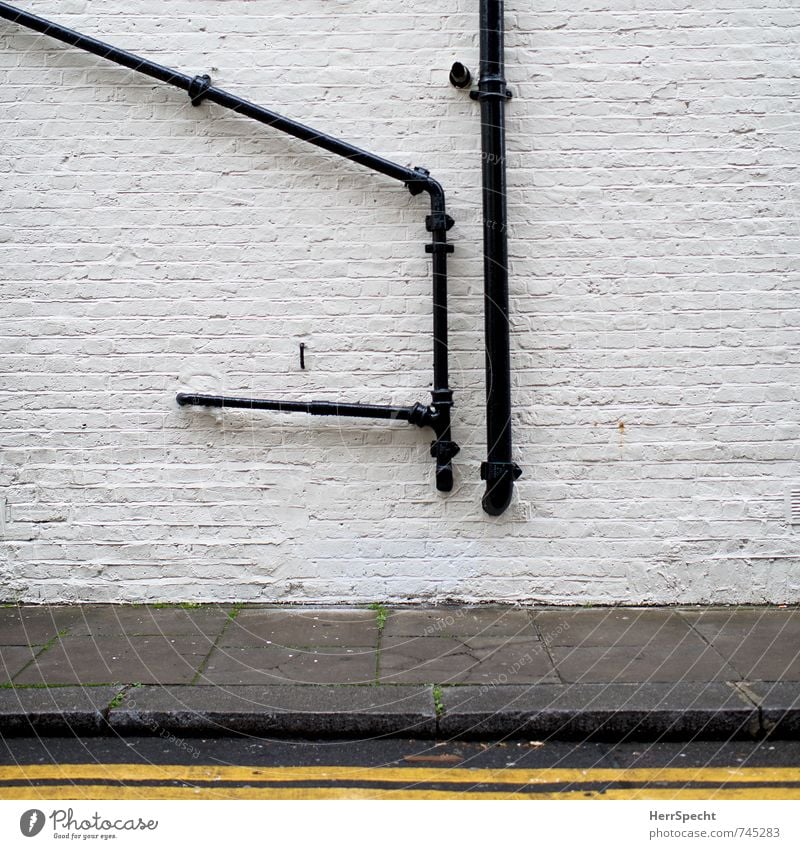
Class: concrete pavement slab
437,682,761,740
64,605,232,638
681,607,800,638
1,646,39,683
199,646,378,685
743,682,800,738
12,637,211,686
0,606,80,645
379,636,558,685
549,639,738,684
682,609,800,681
221,609,379,648
108,684,436,736
534,608,695,647
382,608,535,640
0,686,123,735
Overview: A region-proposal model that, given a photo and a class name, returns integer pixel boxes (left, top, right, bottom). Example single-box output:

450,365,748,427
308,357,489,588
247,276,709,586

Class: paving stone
549,639,738,684
198,646,378,686
437,683,760,740
682,609,800,681
109,684,436,737
743,682,800,738
681,608,800,637
65,605,232,638
718,644,800,681
382,608,535,639
0,606,81,645
0,646,39,683
221,609,379,648
533,609,695,647
0,686,123,735
379,636,558,685
12,637,211,685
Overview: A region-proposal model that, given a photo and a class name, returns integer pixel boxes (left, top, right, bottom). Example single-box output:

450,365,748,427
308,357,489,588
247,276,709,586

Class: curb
1,681,797,741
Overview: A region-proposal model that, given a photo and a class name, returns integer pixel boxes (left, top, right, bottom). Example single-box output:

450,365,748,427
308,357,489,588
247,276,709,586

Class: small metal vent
788,487,800,525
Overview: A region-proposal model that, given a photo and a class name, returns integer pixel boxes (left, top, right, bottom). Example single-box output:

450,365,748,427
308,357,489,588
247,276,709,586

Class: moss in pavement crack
107,691,126,709
368,603,389,684
433,684,445,718
368,603,388,632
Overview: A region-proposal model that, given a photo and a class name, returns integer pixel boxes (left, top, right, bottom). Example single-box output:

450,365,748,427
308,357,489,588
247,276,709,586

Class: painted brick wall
1,0,798,603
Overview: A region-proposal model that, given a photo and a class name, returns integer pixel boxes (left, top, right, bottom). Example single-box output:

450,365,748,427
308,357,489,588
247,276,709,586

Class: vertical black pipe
477,0,520,514
424,179,458,491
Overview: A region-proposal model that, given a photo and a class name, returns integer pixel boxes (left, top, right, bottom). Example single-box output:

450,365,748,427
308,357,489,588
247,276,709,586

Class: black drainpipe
455,1,521,514
0,2,460,492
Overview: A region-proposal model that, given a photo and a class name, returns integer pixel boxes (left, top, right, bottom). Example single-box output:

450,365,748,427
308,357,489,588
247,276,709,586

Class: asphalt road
1,736,799,799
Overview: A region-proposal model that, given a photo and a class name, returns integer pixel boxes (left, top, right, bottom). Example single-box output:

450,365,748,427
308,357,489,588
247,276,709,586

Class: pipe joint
410,395,452,434
407,402,431,429
405,166,431,197
188,73,212,106
407,391,459,492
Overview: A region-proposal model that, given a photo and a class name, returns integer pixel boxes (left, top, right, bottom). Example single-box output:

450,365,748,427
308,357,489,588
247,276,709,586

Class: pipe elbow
481,480,514,516
423,176,446,208
480,461,521,516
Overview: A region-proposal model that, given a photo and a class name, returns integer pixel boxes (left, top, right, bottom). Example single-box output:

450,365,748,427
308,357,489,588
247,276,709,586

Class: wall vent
787,487,800,525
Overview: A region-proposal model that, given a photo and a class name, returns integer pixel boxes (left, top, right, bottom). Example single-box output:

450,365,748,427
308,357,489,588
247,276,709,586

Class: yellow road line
0,764,797,785
0,763,798,802
1,786,798,801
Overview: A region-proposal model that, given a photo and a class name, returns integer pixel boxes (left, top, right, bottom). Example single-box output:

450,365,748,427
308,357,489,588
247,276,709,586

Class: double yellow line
1,764,798,800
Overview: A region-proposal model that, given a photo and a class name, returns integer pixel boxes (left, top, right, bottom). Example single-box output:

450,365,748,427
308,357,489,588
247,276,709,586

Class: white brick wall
2,0,798,604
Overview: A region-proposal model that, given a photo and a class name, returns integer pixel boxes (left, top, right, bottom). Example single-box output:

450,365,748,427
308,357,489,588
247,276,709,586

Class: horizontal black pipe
176,390,457,490
0,1,428,192
176,392,428,424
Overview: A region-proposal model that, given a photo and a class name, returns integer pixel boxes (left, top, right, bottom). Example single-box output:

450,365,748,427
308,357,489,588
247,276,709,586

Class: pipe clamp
188,73,212,106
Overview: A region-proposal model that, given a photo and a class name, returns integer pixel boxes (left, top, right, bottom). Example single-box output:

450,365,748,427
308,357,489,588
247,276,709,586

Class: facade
1,0,798,604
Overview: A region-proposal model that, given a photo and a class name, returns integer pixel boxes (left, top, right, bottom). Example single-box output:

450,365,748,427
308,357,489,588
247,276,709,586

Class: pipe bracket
188,73,212,106
470,74,512,102
425,242,454,254
480,461,522,483
425,212,455,232
431,438,460,492
405,166,431,196
431,439,460,462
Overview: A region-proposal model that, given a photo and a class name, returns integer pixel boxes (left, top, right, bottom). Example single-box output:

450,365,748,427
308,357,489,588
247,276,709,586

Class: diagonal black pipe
0,1,459,491
473,0,521,514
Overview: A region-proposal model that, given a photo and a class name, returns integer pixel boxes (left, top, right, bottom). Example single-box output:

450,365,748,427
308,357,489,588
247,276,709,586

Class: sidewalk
1,604,798,741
